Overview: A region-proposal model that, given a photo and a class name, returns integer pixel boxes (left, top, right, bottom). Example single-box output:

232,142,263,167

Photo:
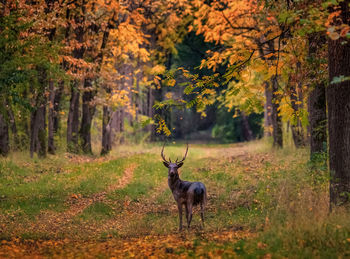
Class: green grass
78,202,114,221
0,155,128,217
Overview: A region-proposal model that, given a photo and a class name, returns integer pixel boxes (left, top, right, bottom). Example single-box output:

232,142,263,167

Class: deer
161,143,207,231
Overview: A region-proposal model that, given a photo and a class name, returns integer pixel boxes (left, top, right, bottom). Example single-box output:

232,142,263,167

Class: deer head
161,143,188,178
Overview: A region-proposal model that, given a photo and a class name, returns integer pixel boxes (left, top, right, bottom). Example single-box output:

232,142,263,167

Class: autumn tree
276,0,328,154
327,0,350,206
189,0,286,147
0,1,62,157
99,0,192,154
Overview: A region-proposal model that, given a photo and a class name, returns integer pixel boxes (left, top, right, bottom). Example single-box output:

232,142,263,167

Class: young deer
161,143,207,231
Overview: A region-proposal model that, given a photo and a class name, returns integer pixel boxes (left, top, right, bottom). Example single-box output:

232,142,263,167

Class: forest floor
0,141,349,258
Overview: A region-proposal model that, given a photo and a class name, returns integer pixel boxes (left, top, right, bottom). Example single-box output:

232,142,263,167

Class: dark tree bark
79,78,96,154
53,81,64,133
258,40,282,145
30,68,47,158
289,78,306,148
67,8,85,153
308,83,326,154
95,21,113,155
119,108,125,143
147,86,155,135
123,63,134,126
241,111,254,141
307,33,327,156
135,62,142,121
30,98,47,158
271,77,283,148
19,89,31,141
101,108,124,155
264,82,273,137
328,0,350,206
6,101,19,149
48,80,56,154
67,83,80,153
0,113,9,156
101,83,113,155
101,105,112,155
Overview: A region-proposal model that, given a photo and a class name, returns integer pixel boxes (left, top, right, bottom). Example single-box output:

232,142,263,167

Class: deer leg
178,203,183,231
185,205,189,223
200,203,205,229
187,202,193,229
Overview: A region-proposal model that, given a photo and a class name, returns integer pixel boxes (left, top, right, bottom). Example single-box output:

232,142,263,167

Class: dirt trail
3,164,139,237
107,163,137,191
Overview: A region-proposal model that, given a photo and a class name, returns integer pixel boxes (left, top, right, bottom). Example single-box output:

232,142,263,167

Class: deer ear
163,161,169,168
177,162,184,168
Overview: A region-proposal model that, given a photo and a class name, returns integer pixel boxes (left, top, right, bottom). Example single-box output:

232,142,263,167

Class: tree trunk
271,77,283,148
66,8,85,153
328,0,350,207
0,113,9,156
67,83,80,153
124,63,134,126
101,105,112,155
136,62,142,121
307,33,327,156
30,68,47,158
30,100,47,158
79,78,96,154
7,101,19,150
147,86,155,136
53,81,64,133
308,82,327,154
101,107,125,155
241,111,253,141
290,80,306,148
291,121,305,148
119,108,125,143
48,80,56,154
264,82,273,137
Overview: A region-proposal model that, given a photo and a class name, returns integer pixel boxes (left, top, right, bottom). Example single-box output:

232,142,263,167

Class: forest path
0,142,274,258
4,163,139,238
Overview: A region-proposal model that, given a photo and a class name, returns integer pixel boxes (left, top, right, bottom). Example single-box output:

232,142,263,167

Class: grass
78,202,114,221
0,140,349,258
0,154,131,216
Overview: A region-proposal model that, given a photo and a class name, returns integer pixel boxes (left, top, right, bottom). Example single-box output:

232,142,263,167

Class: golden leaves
0,230,255,258
156,118,171,136
150,65,166,75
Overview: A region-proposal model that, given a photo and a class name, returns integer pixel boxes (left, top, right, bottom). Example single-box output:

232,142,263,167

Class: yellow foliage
150,65,166,75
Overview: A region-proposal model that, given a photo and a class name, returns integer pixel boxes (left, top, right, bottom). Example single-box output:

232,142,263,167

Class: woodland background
0,0,350,257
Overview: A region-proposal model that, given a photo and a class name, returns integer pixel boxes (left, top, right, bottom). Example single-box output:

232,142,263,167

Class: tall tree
0,113,9,156
308,33,327,156
66,3,85,153
30,89,47,158
48,80,56,154
327,0,350,206
264,83,273,137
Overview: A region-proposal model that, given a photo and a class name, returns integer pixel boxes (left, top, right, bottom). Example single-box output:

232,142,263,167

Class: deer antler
176,143,189,165
161,142,171,164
